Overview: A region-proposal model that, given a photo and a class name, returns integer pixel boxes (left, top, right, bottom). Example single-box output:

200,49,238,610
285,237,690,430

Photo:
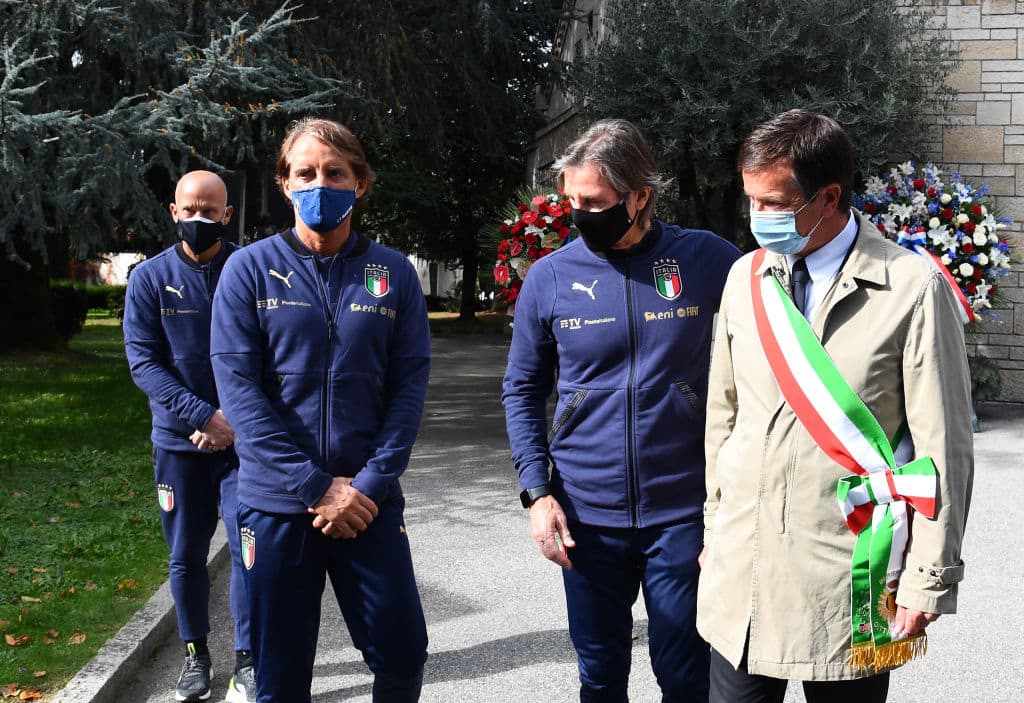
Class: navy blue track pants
562,517,708,703
239,495,428,703
153,447,250,650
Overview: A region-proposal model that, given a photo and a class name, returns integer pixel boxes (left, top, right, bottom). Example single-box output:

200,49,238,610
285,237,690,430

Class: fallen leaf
29,579,41,585
60,588,75,597
46,631,57,639
68,631,86,645
31,673,43,679
41,638,54,646
1,683,18,697
18,691,41,700
84,583,97,591
117,578,137,591
30,568,44,574
64,502,80,509
5,568,18,575
11,492,23,498
18,597,40,604
4,634,30,646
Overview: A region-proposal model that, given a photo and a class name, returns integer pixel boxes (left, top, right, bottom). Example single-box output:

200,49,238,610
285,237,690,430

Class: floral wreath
492,190,574,305
852,161,1013,319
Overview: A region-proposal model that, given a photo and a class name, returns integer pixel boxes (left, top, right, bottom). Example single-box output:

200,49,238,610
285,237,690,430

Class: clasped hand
190,409,234,452
309,477,378,539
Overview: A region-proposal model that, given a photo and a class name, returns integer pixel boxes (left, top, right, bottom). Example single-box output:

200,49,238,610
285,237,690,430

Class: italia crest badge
157,484,175,512
364,265,390,298
240,527,256,570
653,259,682,301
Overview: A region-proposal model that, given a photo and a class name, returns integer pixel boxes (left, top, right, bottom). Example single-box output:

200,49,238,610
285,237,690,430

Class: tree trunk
457,224,479,323
0,233,60,352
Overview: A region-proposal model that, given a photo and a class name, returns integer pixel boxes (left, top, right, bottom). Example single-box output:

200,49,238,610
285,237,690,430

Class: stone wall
917,0,1024,401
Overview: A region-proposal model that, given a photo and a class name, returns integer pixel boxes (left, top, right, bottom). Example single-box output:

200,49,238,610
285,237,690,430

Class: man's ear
169,202,179,222
822,183,842,217
222,205,234,225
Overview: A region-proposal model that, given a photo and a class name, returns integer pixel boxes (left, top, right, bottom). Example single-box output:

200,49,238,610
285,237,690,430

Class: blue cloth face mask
749,191,824,255
291,186,356,233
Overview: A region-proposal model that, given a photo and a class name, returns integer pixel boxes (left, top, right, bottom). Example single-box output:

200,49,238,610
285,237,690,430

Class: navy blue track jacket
124,241,237,452
502,222,741,528
210,230,430,515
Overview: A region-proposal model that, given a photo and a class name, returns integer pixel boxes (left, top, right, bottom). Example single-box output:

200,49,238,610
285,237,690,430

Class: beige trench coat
697,214,974,680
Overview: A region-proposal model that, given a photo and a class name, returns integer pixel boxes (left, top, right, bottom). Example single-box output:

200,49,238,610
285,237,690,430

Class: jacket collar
173,239,232,271
753,209,888,287
281,228,372,259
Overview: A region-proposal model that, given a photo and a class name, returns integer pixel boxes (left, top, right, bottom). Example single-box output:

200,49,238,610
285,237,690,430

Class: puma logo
571,280,598,300
269,269,294,288
164,285,184,299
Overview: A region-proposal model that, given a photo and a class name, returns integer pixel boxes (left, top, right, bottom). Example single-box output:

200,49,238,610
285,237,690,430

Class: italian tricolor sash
749,249,938,671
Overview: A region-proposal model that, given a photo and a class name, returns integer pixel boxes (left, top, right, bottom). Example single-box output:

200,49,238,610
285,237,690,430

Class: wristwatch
520,485,552,509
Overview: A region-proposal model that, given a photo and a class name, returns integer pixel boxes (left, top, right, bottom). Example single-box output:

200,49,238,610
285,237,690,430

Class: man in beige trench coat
697,109,974,703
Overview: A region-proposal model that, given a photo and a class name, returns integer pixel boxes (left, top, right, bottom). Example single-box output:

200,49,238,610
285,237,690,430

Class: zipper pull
327,319,335,342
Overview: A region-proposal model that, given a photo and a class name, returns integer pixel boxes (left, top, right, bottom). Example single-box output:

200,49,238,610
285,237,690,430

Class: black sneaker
175,642,212,702
225,664,256,703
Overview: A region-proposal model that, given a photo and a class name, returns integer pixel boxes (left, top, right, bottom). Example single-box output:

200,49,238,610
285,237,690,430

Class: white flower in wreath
525,223,546,237
928,217,941,230
941,254,952,265
956,213,970,225
977,253,989,266
898,162,915,176
940,193,952,205
890,203,915,222
928,225,958,253
865,176,887,197
910,191,927,214
880,213,898,234
973,231,988,247
958,262,974,277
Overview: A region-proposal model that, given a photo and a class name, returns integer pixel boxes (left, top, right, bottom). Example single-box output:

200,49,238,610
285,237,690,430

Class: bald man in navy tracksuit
124,170,254,702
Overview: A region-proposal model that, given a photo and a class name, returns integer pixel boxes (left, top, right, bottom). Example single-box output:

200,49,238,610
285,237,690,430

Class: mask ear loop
795,188,825,239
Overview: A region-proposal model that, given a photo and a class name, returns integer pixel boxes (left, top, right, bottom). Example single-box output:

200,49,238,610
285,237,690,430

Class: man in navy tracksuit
211,118,429,703
502,119,741,702
123,170,254,702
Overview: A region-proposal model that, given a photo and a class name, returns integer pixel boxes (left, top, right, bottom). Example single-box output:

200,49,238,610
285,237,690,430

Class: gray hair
553,118,671,229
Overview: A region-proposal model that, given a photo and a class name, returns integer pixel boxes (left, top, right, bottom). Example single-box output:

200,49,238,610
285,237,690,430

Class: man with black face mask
123,170,256,703
502,119,741,702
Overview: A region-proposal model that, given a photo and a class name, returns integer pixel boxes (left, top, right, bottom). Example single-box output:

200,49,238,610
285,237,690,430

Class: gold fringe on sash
850,633,927,671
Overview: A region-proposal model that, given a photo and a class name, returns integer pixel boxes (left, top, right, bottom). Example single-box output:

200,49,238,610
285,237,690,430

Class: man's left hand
894,606,939,637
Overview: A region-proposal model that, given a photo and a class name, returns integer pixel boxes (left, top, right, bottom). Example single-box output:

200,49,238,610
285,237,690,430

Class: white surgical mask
749,191,823,255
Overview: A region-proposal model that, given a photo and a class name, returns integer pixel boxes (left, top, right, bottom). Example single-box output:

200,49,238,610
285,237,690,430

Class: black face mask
177,217,225,255
570,199,637,252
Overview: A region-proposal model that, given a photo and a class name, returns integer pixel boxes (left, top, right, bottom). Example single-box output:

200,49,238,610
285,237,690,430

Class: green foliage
353,0,566,319
0,0,347,263
84,284,127,317
0,320,167,694
969,353,1002,402
570,0,959,244
47,281,89,341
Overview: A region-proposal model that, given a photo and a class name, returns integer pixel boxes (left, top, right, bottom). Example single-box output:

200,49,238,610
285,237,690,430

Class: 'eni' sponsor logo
643,306,700,322
350,303,396,319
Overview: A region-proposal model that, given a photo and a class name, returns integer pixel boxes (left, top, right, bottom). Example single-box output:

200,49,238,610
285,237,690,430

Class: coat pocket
549,388,589,441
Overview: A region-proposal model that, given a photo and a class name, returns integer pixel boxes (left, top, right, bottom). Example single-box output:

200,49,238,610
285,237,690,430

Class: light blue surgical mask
749,191,824,255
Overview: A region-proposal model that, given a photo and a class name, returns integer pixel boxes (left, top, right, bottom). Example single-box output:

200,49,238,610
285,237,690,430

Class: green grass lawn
0,319,167,698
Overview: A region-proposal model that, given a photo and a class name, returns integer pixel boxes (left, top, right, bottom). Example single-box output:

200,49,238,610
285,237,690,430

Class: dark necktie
791,258,810,316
